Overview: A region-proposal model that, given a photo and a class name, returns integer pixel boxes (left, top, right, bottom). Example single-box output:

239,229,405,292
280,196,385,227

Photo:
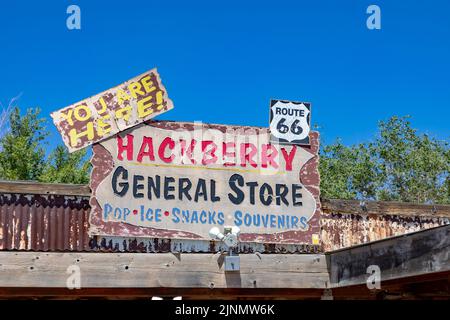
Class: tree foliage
0,106,90,183
40,145,90,184
0,107,47,180
320,116,450,204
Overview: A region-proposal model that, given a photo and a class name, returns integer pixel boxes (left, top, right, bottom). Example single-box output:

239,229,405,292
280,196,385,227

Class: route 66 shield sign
269,99,311,145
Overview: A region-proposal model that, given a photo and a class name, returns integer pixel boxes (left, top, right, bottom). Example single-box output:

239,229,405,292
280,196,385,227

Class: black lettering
228,173,244,205
133,175,144,198
246,181,258,205
194,179,208,202
259,183,273,206
210,180,221,202
164,177,175,200
179,178,192,201
112,166,129,196
276,184,289,206
292,184,303,206
147,175,160,200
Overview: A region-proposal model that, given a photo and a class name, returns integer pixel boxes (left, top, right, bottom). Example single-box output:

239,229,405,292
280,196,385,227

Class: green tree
319,141,379,200
0,106,47,180
40,145,90,184
320,116,450,204
0,106,90,183
374,116,450,203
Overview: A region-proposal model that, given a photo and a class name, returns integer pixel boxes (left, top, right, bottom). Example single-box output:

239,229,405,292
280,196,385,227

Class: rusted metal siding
0,194,91,251
321,213,449,251
0,188,449,253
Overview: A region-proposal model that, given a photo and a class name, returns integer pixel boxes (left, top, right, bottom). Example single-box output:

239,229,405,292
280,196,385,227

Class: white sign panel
89,121,322,244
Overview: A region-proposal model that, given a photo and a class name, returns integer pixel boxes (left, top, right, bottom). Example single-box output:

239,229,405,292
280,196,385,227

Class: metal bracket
224,249,240,272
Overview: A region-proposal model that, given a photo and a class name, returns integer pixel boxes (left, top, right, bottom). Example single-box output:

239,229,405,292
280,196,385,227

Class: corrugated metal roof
0,193,91,251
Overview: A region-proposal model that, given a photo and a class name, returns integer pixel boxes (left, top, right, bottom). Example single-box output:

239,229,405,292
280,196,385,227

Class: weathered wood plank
328,224,450,288
322,198,450,217
0,252,330,289
0,287,326,299
0,180,90,197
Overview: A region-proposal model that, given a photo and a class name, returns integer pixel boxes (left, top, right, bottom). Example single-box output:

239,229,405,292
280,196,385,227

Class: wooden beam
0,287,326,299
1,273,448,299
1,180,449,217
0,180,90,197
328,224,450,288
0,252,330,289
322,198,450,218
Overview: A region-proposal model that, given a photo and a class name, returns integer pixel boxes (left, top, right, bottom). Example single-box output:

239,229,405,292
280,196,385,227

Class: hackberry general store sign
269,100,311,146
89,120,321,244
51,68,174,152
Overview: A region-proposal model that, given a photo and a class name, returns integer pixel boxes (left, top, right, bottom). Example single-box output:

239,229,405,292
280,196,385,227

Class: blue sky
1,0,449,150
